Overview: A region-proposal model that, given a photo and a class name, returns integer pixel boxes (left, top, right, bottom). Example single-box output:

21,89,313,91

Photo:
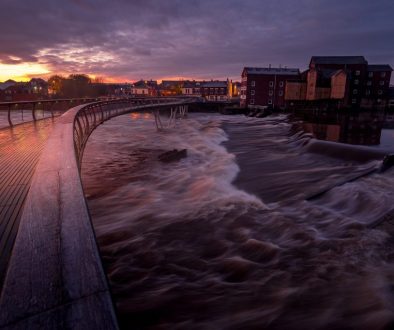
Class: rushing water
82,112,394,330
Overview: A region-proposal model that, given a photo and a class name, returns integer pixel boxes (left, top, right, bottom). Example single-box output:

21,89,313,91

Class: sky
0,0,393,82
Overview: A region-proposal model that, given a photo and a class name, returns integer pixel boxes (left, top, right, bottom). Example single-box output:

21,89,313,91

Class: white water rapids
82,112,394,330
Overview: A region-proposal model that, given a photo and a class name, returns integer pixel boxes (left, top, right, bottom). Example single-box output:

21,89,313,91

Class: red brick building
201,81,228,101
240,67,300,109
285,56,392,110
362,64,392,108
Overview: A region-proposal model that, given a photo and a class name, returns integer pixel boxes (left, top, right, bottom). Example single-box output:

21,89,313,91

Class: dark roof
368,64,393,72
244,67,299,76
133,80,149,88
183,81,198,88
310,56,367,65
201,81,227,88
160,80,182,88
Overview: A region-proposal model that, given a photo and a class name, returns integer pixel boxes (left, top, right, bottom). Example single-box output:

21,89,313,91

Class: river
81,111,394,330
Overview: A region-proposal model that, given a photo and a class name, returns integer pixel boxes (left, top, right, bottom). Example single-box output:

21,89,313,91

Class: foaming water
82,112,394,330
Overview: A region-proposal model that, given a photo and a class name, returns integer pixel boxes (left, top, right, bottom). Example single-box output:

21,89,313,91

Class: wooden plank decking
0,119,56,286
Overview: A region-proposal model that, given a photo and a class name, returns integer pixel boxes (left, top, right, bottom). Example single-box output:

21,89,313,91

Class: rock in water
158,149,187,163
379,154,394,173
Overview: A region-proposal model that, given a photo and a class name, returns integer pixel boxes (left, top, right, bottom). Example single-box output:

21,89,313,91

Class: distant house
29,78,48,95
0,78,48,102
230,81,241,98
181,81,202,96
200,81,229,101
241,67,300,108
285,56,393,110
159,80,182,96
131,80,158,96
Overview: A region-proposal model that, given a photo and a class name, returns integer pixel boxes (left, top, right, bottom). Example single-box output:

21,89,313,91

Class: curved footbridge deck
0,97,194,329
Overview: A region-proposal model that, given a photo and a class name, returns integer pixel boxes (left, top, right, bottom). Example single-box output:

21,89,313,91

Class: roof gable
243,67,300,76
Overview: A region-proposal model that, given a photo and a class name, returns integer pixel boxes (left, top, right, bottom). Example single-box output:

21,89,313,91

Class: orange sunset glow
0,62,50,81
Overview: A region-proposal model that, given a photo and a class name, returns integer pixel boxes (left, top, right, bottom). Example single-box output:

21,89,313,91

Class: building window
269,81,274,87
378,90,383,95
268,99,273,105
354,79,359,85
377,98,382,103
381,72,386,78
365,90,371,96
368,72,373,78
367,81,372,86
251,81,256,87
279,91,283,96
353,89,358,94
279,81,284,88
250,99,254,105
269,90,273,96
251,90,255,95
355,70,360,76
379,81,385,86
352,99,357,104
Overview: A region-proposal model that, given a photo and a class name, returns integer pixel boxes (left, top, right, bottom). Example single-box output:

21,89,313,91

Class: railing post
7,104,12,127
32,103,37,121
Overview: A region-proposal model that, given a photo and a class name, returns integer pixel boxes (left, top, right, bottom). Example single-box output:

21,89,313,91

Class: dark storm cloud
0,0,393,80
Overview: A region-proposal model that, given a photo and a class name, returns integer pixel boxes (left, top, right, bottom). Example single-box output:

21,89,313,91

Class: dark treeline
48,74,108,98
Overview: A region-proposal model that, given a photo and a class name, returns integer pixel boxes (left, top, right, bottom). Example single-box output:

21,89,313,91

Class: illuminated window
355,70,360,76
251,81,256,87
279,81,284,87
379,81,385,86
269,81,274,87
354,79,359,85
268,99,273,105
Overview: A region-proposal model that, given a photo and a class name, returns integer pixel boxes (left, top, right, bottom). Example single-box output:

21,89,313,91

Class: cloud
0,0,393,81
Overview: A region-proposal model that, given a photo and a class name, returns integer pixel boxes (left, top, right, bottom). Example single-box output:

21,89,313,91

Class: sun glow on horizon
0,62,50,82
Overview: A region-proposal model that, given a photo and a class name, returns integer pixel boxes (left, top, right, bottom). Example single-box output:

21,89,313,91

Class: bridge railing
0,97,192,329
0,97,165,127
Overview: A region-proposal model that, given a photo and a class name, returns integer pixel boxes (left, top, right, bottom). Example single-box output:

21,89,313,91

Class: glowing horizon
0,63,50,82
0,64,235,84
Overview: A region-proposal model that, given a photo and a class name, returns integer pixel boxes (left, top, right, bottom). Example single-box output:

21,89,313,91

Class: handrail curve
0,97,192,329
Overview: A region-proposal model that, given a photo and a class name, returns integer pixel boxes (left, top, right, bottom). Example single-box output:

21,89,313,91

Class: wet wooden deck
0,119,55,285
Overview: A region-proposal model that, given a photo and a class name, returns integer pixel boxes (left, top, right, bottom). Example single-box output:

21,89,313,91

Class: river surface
81,112,394,330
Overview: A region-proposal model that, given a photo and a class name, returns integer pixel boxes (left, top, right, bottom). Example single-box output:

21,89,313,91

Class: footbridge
0,97,195,329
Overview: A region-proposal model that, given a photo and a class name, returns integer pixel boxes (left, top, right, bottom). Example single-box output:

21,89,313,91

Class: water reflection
291,111,394,147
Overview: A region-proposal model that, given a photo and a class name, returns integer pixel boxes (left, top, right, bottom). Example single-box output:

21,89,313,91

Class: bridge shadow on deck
0,118,56,287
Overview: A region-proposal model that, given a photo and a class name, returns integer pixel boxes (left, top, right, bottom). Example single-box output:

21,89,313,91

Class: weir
0,97,195,329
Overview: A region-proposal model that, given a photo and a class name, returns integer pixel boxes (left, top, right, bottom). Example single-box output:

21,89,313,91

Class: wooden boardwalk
0,119,55,286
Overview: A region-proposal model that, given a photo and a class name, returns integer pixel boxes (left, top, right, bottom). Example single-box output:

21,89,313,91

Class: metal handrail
0,96,194,329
